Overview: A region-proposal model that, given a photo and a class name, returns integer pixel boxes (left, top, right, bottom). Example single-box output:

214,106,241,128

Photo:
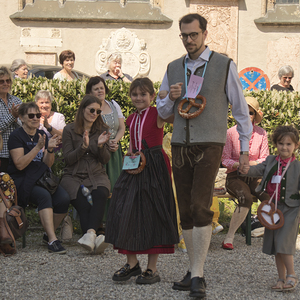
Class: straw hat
245,97,262,124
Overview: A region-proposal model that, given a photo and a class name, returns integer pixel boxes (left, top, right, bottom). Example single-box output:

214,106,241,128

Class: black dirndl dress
105,143,179,253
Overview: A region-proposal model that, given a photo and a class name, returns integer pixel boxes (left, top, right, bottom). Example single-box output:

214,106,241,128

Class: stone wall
1,0,299,88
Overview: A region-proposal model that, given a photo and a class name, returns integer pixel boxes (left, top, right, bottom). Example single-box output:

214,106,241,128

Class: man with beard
156,13,252,298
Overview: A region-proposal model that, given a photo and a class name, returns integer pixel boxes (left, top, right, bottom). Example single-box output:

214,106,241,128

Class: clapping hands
98,131,111,147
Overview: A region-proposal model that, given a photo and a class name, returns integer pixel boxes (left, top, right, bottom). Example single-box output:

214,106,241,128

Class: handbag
0,173,29,255
36,170,60,194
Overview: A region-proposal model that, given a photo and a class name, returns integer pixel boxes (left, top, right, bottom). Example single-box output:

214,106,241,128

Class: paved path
1,232,300,299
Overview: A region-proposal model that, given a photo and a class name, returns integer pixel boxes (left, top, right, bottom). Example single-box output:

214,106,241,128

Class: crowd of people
0,12,299,297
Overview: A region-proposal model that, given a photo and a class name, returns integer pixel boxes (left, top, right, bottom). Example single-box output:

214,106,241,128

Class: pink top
222,124,269,173
266,155,296,202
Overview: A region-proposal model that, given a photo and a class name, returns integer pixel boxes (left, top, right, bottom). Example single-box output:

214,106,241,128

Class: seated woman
100,53,133,83
35,90,66,140
221,97,270,250
53,50,78,81
60,95,111,254
10,59,29,79
86,76,125,222
0,66,22,172
7,102,70,254
271,65,294,92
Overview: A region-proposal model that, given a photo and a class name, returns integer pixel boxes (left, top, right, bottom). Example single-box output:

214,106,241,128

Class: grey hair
0,66,12,79
34,90,54,103
107,53,122,66
10,59,28,72
278,65,294,79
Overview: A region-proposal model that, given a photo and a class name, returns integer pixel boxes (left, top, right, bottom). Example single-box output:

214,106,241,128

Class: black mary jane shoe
189,277,206,298
136,269,161,284
112,262,142,282
172,271,192,291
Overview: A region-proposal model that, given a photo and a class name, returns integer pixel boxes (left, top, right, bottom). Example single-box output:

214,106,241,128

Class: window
276,0,299,3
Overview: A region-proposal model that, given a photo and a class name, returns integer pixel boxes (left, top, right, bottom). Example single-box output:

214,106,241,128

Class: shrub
11,78,300,175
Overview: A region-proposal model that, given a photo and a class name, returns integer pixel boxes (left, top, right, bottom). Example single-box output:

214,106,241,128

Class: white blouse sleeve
111,100,125,119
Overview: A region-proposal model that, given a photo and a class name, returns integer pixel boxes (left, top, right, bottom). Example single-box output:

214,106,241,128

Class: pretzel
178,95,206,119
257,200,284,230
124,151,146,175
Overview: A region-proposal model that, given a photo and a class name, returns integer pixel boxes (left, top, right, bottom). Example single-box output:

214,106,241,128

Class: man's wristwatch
47,126,53,133
240,151,249,155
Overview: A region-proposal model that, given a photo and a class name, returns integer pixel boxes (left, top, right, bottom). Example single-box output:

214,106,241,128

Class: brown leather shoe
172,271,191,291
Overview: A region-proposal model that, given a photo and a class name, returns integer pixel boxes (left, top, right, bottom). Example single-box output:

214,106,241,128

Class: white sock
182,229,194,272
191,225,212,278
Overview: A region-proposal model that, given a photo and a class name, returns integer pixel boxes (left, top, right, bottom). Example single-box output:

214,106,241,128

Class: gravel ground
1,232,300,300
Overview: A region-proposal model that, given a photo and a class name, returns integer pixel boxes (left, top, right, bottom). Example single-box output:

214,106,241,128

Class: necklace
23,127,36,142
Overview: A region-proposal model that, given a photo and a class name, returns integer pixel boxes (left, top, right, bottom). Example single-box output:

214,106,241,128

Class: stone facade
0,0,300,88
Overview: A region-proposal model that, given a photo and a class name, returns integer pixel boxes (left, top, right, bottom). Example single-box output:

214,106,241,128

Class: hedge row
11,78,300,174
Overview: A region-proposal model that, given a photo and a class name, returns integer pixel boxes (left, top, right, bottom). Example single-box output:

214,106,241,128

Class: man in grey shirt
156,13,252,298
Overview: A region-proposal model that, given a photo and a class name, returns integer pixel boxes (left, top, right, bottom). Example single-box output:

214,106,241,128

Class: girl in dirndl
105,77,178,285
245,125,300,292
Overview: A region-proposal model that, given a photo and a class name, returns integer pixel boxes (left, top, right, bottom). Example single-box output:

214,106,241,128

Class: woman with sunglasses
271,65,294,92
0,66,22,172
86,76,125,224
7,102,70,254
60,95,111,254
221,97,270,250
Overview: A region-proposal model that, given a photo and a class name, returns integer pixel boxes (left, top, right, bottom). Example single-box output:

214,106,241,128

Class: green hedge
11,78,300,176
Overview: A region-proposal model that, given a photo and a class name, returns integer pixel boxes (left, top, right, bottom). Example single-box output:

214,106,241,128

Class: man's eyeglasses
89,108,101,115
179,32,202,41
249,111,255,116
282,76,292,80
0,79,12,85
28,113,42,119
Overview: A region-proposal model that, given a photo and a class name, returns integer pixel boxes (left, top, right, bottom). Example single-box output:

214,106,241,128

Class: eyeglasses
89,108,101,115
282,76,292,80
27,113,42,119
0,79,12,85
179,32,202,41
249,111,255,116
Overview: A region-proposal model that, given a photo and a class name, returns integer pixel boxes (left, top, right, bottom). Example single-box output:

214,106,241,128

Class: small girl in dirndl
244,125,300,292
105,78,178,284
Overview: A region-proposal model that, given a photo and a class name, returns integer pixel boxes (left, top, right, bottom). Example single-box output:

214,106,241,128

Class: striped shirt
0,93,22,158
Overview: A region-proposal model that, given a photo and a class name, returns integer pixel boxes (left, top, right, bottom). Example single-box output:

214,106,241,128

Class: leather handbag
36,170,60,194
0,173,29,254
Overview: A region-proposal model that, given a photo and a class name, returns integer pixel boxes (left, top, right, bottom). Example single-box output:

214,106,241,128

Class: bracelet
121,75,125,79
240,151,249,156
47,148,54,153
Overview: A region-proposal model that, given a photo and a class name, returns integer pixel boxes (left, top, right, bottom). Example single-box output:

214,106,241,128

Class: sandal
283,274,298,292
271,279,285,292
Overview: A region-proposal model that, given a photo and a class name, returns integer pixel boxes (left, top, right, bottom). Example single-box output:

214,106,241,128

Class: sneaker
136,269,161,285
61,215,73,241
43,234,62,245
78,232,96,252
94,235,109,254
212,222,224,235
48,240,67,254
